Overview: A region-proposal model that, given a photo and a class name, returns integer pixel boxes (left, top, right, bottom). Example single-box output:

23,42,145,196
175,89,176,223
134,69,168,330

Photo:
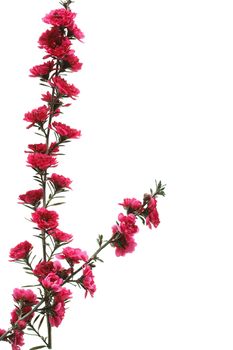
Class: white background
0,0,233,349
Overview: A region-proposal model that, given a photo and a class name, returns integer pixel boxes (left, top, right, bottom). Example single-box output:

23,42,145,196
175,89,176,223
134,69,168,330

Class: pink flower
13,288,37,306
33,261,56,280
50,76,80,99
119,198,142,212
54,287,72,302
26,142,59,155
62,51,82,72
50,173,72,190
31,208,59,230
112,229,137,257
56,247,88,265
11,305,34,324
49,301,65,327
118,213,139,235
27,153,57,171
9,241,33,261
33,260,70,281
30,60,54,79
42,272,63,292
145,197,160,229
11,330,24,350
18,189,43,206
50,228,73,243
52,121,81,140
24,105,49,128
10,309,27,330
38,27,71,58
111,214,138,257
82,265,96,298
43,8,76,27
68,22,85,41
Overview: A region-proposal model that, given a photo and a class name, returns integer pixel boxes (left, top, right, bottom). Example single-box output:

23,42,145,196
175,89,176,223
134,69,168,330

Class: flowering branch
0,0,165,349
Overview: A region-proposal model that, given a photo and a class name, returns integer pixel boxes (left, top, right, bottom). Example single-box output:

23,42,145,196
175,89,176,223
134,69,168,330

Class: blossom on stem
31,208,59,230
10,309,27,330
62,51,82,72
49,288,72,327
10,330,24,350
9,241,33,261
27,153,57,171
112,226,137,257
42,272,63,292
29,60,55,79
118,213,139,235
49,173,72,190
144,197,160,229
52,121,81,140
56,247,88,265
50,76,80,99
49,301,65,328
111,213,139,257
24,105,49,128
81,265,96,298
119,198,142,212
13,289,37,306
43,8,76,27
68,22,85,41
38,27,71,58
26,142,59,155
18,189,43,206
50,228,73,243
54,288,72,302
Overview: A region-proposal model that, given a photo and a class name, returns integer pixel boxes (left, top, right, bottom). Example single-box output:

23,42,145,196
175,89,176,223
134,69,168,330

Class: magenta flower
38,27,71,58
27,153,57,171
42,272,63,292
30,60,55,79
50,228,73,243
56,247,88,265
43,8,76,27
13,289,38,306
112,227,137,257
118,213,139,236
49,301,65,328
68,22,85,41
33,261,56,280
54,287,72,302
18,189,43,206
50,76,80,98
119,198,142,211
52,121,81,140
31,208,59,230
62,51,83,72
24,105,49,128
145,197,160,229
50,173,72,190
26,142,59,155
9,241,33,261
82,265,96,298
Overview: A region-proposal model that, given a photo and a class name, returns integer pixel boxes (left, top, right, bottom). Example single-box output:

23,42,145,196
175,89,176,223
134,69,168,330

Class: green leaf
32,314,41,325
38,315,45,331
22,284,40,288
29,346,46,350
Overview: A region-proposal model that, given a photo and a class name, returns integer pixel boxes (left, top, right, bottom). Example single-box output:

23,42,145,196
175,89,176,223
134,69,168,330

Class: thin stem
41,59,60,350
62,233,120,285
28,322,49,347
